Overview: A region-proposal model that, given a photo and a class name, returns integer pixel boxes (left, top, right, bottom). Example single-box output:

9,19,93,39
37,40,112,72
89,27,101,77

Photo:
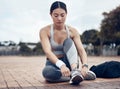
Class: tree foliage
18,42,45,55
33,42,44,55
100,5,120,45
81,29,100,45
19,42,32,55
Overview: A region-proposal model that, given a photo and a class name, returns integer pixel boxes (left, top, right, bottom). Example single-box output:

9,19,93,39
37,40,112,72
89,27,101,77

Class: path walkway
0,56,120,89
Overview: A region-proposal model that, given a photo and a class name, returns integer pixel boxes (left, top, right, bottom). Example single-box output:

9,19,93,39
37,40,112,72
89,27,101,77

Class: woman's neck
53,24,65,30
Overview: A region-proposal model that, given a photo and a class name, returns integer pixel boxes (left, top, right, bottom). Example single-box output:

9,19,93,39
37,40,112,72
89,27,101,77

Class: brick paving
0,56,120,89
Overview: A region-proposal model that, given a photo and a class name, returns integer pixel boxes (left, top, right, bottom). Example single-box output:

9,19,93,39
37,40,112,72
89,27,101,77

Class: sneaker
69,69,84,85
84,71,96,80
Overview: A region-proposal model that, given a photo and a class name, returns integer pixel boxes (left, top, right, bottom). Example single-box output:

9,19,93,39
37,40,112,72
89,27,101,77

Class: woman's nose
58,16,62,20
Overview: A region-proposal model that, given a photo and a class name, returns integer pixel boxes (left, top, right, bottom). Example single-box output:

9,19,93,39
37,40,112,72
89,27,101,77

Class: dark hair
50,1,67,14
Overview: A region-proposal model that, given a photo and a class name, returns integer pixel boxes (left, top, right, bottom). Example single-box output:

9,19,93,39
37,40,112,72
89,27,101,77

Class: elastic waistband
53,51,65,55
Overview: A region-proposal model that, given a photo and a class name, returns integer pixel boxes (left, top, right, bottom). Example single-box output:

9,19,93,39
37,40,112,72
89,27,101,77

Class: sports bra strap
50,24,70,39
65,25,70,38
50,24,54,40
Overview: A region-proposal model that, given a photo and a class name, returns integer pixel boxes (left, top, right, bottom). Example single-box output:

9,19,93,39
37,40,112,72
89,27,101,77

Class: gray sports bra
50,24,70,55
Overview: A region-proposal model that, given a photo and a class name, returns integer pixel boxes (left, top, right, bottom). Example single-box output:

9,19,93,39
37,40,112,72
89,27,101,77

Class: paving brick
0,56,120,89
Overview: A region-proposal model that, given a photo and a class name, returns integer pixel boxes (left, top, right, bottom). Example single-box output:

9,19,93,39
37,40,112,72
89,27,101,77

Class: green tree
19,42,32,55
100,5,120,45
81,29,100,46
33,42,44,55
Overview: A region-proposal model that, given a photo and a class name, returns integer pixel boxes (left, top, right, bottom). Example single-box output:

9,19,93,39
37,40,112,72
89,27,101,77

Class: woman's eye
53,14,58,17
61,14,64,17
53,13,65,17
54,15,58,17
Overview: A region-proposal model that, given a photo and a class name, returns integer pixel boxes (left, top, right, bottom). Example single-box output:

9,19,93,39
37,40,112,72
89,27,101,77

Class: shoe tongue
71,69,80,76
72,67,77,71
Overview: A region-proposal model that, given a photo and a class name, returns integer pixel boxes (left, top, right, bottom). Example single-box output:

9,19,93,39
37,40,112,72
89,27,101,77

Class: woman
40,1,96,85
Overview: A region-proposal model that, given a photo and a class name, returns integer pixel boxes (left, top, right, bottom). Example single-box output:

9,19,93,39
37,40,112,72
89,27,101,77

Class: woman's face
51,8,67,27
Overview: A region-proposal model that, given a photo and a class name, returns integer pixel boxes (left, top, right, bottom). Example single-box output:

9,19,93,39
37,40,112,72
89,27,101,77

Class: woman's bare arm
70,27,88,65
39,27,59,64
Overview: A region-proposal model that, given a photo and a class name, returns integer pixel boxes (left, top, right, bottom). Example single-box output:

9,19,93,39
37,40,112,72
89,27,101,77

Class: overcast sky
0,0,120,43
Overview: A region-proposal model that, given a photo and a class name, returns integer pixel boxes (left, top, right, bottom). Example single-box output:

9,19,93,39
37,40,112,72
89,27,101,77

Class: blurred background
0,0,120,56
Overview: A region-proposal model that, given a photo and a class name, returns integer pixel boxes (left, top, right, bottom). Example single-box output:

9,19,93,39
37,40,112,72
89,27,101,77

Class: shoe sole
84,71,96,80
70,75,83,85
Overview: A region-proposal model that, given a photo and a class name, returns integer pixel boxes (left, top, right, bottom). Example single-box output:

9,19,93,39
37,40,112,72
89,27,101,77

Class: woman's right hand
60,65,71,77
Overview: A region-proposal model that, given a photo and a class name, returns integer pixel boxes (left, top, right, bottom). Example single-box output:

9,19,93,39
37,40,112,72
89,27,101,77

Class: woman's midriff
56,54,64,58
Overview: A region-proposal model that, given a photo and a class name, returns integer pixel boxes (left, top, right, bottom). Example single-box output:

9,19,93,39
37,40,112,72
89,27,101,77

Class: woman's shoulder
67,25,78,33
66,25,80,38
40,25,51,32
40,25,51,31
40,25,51,34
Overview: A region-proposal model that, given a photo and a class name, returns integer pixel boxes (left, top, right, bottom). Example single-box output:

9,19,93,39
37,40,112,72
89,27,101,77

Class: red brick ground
0,56,120,89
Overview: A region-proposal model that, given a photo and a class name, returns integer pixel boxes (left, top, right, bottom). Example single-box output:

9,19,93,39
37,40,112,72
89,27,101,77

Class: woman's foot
84,71,96,80
69,69,84,85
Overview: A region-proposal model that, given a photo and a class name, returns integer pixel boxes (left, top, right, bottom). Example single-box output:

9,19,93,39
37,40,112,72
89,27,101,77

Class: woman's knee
63,38,73,51
63,38,78,65
42,66,62,80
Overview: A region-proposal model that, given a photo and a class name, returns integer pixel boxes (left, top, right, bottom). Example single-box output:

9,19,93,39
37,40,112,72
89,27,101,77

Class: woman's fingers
61,66,70,77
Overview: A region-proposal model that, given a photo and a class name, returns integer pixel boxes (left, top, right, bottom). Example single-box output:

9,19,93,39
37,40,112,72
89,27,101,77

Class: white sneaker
84,71,96,80
69,69,84,85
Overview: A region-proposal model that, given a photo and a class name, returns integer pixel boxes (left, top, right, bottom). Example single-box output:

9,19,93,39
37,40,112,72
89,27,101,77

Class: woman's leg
63,38,83,85
42,58,70,82
63,38,79,69
63,38,96,82
42,65,61,82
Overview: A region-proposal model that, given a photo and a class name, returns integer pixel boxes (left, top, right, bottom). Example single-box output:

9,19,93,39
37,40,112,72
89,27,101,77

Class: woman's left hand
81,66,88,77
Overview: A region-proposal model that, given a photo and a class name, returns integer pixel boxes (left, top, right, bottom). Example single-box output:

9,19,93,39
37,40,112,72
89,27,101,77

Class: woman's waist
56,54,64,58
46,54,65,60
52,50,65,57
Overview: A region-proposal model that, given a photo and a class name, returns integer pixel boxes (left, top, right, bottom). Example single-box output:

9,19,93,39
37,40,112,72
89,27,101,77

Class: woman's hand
60,65,71,77
81,66,88,77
